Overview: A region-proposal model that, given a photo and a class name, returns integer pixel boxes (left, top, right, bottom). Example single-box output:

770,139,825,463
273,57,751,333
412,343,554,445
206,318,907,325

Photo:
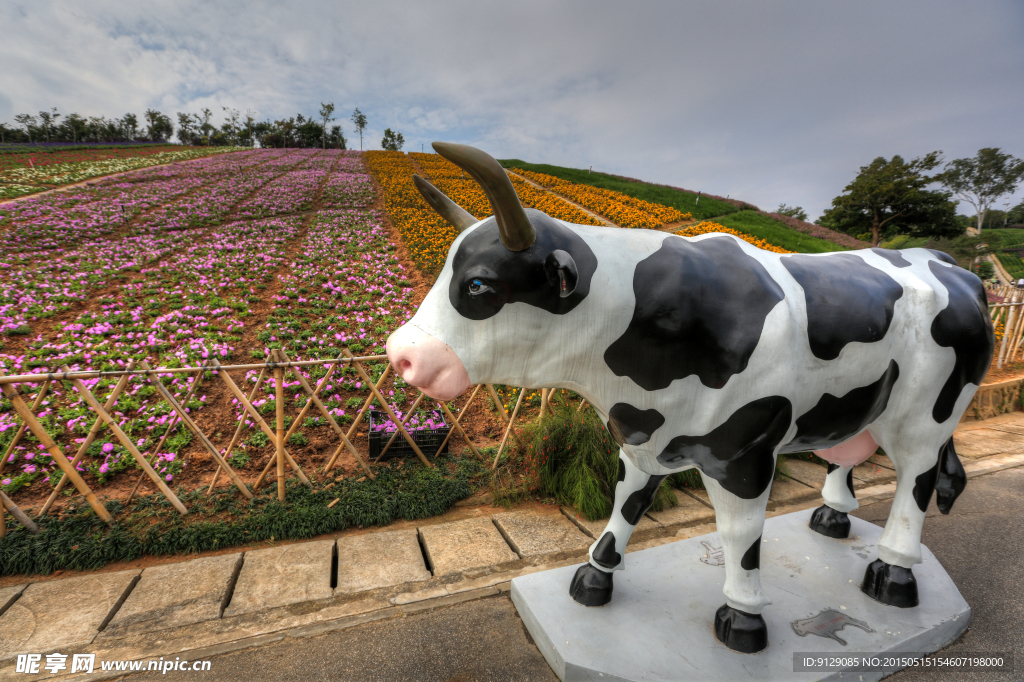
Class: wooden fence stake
345,351,433,468
0,374,113,523
438,401,483,461
274,350,286,502
377,391,426,461
539,388,549,420
486,384,510,423
433,385,482,454
66,374,189,515
1,490,39,534
137,361,253,500
41,364,137,515
126,363,208,504
493,387,525,469
278,351,373,477
207,368,266,494
209,359,310,488
0,380,50,478
343,363,393,443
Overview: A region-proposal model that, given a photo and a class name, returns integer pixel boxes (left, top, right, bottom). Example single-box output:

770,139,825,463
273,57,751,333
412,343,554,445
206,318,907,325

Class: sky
3,0,1023,220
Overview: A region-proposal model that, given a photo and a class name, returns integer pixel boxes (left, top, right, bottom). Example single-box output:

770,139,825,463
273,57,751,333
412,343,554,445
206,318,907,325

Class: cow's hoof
569,564,613,607
809,504,851,539
861,558,918,607
714,604,768,653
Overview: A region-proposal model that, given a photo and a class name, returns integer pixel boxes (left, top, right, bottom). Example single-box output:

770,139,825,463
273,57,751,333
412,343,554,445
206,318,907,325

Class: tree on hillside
120,113,139,141
14,114,37,142
64,112,88,142
381,128,404,151
351,108,367,151
222,107,241,145
144,109,173,142
195,108,214,146
319,102,335,150
938,148,1024,233
37,108,60,142
176,113,196,145
817,152,960,246
775,204,808,221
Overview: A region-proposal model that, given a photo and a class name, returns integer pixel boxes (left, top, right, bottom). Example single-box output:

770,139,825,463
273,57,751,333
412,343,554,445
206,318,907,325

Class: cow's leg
701,472,772,653
809,463,858,539
862,440,950,608
569,452,666,607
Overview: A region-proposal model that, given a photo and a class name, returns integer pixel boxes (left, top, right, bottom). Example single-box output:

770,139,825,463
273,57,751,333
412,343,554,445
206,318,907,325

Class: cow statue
386,142,994,654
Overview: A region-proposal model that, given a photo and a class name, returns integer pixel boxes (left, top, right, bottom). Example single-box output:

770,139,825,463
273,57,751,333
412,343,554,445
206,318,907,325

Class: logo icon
791,609,875,645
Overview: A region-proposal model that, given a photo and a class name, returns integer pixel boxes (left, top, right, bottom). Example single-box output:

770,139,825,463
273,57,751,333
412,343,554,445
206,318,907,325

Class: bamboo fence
990,286,1024,369
0,350,555,535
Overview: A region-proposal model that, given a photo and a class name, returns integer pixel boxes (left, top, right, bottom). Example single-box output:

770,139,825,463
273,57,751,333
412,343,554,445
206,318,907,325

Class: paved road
120,466,1024,682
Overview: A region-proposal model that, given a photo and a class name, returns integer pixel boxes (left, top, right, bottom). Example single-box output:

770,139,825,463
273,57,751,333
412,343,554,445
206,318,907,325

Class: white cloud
2,0,1023,217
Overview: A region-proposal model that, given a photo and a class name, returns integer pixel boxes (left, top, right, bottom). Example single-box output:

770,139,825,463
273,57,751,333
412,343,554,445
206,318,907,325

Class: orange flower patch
675,221,793,254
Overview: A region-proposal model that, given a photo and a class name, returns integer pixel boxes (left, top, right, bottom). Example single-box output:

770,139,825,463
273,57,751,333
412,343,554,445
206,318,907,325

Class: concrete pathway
0,412,1021,680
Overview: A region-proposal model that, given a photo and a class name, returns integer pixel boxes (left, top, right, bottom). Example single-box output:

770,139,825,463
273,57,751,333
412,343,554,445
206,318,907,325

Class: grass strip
715,211,848,253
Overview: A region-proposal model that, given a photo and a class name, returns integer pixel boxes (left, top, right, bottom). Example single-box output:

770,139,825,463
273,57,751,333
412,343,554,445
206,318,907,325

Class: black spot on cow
616,456,626,483
927,249,957,266
782,253,904,361
846,469,856,497
871,248,912,268
608,404,665,446
781,360,900,452
447,209,597,320
913,460,940,513
741,535,761,571
935,437,966,514
621,474,668,525
928,261,995,423
657,396,792,499
604,236,785,391
826,462,840,474
592,532,621,569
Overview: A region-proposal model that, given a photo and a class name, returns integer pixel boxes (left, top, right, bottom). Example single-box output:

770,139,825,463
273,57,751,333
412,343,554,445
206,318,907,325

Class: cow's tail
935,437,966,515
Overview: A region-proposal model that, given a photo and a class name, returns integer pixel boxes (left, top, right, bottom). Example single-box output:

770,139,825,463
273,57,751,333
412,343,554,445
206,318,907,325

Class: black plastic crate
367,409,450,461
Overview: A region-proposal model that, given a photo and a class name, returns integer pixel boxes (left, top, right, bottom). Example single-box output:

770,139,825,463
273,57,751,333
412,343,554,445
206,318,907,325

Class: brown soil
982,360,1024,385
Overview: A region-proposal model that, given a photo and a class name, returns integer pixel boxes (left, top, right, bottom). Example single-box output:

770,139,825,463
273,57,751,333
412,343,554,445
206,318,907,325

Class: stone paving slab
0,570,139,661
768,474,816,507
560,508,661,540
0,585,25,619
866,452,895,469
102,553,242,639
418,517,518,575
779,458,828,489
852,460,898,487
492,510,591,558
679,487,712,508
335,529,430,594
646,489,715,528
954,429,1024,458
224,540,334,618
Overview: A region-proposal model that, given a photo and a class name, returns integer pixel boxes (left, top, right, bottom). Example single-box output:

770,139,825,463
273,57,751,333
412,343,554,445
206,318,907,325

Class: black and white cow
386,143,994,653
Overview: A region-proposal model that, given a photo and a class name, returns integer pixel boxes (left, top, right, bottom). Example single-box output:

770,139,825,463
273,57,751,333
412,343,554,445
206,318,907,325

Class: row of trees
0,104,406,152
815,148,1024,246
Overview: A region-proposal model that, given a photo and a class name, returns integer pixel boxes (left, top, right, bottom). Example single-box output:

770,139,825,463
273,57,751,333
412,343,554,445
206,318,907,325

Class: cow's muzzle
386,324,471,401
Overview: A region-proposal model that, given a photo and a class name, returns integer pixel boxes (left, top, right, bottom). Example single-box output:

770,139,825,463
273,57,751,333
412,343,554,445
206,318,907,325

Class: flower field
675,221,793,254
511,167,692,228
0,148,472,506
0,145,243,200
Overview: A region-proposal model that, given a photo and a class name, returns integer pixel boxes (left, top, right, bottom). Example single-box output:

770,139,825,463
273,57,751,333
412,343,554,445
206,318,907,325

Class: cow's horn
432,142,536,251
412,175,477,232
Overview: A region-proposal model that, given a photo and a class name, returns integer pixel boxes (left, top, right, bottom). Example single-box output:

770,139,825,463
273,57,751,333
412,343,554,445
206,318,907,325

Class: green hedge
0,456,480,576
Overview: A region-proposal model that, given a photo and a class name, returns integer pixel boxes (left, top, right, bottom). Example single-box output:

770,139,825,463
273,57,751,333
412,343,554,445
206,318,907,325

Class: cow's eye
467,278,491,296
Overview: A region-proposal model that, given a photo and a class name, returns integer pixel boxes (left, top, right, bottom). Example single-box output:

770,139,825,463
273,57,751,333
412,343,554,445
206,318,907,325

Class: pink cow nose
386,324,471,401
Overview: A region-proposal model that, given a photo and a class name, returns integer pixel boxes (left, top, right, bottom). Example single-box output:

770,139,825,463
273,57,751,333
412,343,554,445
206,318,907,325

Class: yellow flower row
675,221,793,254
511,168,691,228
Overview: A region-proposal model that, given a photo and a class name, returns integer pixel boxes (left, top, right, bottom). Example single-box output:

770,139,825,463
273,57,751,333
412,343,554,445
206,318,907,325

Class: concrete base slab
418,517,518,576
335,529,430,594
224,540,334,617
954,429,1024,458
102,553,242,638
562,508,661,540
493,510,591,558
646,489,715,528
512,509,970,682
0,570,139,661
866,453,895,470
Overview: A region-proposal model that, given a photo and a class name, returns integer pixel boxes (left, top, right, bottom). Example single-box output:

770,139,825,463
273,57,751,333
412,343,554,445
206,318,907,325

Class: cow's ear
544,249,578,298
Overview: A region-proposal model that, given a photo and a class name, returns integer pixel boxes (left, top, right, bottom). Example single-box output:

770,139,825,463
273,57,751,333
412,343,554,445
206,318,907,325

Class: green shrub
513,403,675,521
